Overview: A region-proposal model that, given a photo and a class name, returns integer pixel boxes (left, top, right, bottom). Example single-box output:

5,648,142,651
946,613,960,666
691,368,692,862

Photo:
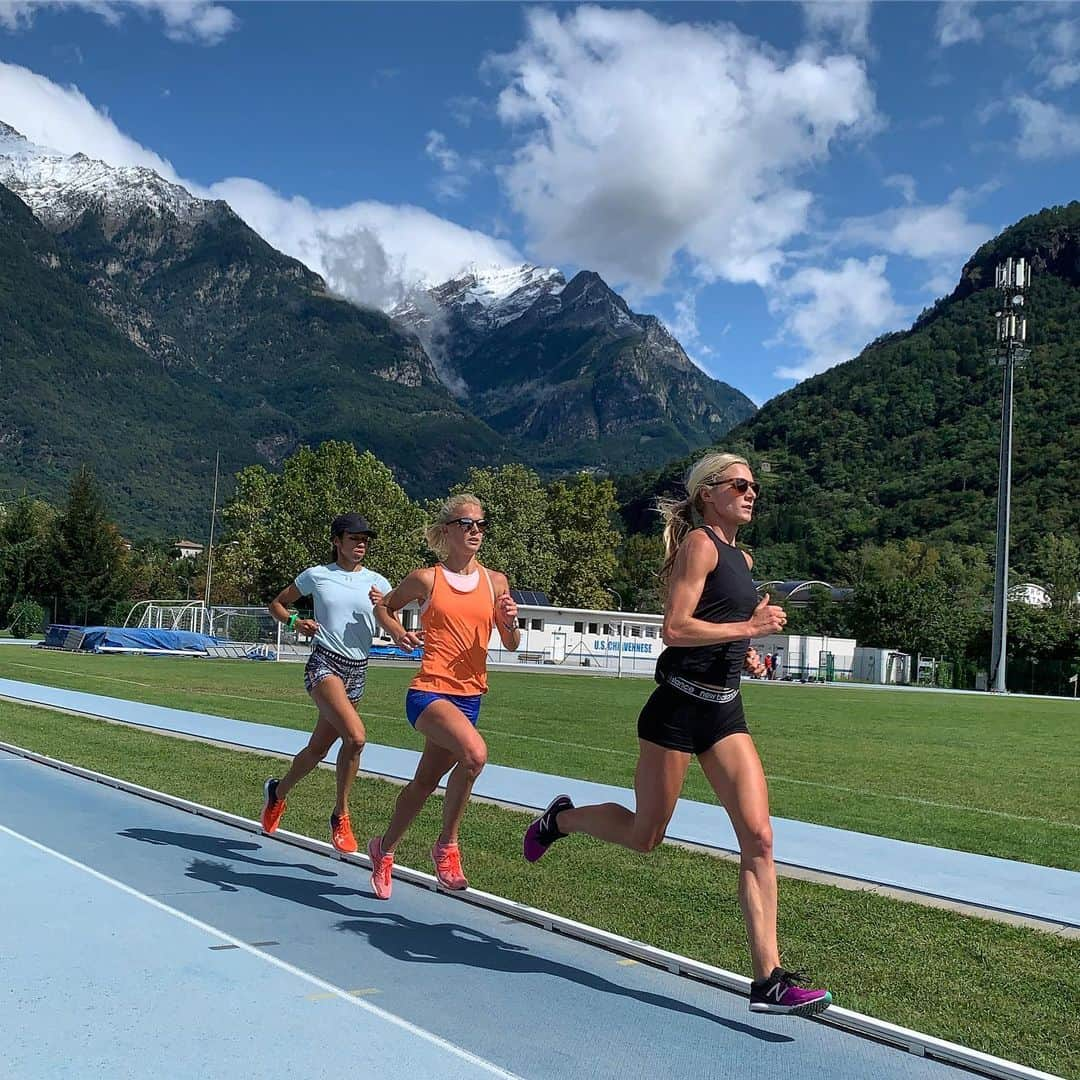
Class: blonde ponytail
656,452,750,586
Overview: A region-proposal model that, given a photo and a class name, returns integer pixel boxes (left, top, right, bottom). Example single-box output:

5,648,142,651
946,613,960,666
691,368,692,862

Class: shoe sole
749,994,832,1017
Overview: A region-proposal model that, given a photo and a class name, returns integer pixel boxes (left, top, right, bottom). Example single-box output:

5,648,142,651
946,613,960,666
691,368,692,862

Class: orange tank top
410,564,496,696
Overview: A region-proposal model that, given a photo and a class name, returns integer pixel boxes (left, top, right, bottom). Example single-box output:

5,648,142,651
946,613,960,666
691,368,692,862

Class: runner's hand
297,618,319,637
394,629,423,651
369,585,384,606
747,594,786,636
744,646,766,678
496,593,518,631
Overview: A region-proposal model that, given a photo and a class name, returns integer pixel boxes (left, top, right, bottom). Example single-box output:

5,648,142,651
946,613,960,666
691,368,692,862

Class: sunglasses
707,478,761,497
447,517,489,532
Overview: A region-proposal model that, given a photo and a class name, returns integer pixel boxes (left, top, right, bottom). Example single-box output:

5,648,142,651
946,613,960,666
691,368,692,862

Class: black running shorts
637,682,749,755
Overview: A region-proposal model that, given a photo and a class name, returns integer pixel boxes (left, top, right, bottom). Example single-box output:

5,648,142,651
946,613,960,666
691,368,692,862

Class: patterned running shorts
304,645,368,702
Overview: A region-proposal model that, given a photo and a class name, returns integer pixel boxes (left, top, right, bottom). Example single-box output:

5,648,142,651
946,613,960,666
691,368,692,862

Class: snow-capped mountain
0,121,210,233
393,263,566,337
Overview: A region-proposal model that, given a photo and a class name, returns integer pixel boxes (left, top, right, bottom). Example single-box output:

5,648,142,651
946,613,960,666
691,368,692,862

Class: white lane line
0,822,523,1080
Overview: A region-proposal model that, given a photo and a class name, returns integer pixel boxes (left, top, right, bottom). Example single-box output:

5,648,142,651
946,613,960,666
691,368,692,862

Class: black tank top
656,526,760,689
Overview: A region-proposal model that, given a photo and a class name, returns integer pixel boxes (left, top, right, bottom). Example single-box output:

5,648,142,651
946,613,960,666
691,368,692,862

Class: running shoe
260,778,287,834
368,836,394,901
330,812,358,854
431,841,468,890
523,794,574,862
749,968,832,1016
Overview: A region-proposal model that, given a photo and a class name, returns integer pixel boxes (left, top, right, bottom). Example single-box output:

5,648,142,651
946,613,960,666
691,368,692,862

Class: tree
547,474,621,609
222,442,426,600
610,533,665,614
0,493,56,619
450,464,557,593
51,466,128,624
1034,533,1080,613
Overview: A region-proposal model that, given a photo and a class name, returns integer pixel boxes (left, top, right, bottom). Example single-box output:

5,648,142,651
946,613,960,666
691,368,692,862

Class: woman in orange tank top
367,493,520,900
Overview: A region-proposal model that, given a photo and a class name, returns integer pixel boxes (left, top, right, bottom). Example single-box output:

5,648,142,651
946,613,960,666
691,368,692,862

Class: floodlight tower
988,257,1031,693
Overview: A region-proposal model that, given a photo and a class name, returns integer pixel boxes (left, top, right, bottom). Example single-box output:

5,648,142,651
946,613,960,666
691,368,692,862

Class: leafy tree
222,442,426,601
51,466,128,624
783,585,852,637
0,493,56,617
610,533,665,614
547,474,621,609
450,464,557,593
1033,533,1080,612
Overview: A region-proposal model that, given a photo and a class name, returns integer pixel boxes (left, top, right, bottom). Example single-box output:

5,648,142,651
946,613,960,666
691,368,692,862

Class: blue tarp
369,643,423,661
68,627,223,654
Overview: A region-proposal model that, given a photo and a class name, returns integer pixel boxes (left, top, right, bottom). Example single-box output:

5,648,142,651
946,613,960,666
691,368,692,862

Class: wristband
287,613,298,630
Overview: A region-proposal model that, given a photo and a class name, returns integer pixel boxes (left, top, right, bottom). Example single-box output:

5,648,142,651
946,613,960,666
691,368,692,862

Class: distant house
174,540,204,560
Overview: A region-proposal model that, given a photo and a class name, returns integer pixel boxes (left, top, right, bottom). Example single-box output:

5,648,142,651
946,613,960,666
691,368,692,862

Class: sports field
1,649,1077,871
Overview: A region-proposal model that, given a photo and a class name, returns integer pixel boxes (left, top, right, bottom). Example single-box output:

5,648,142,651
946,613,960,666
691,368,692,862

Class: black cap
331,512,377,538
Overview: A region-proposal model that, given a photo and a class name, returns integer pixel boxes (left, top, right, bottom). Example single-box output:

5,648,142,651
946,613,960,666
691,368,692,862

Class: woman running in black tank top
523,452,831,1018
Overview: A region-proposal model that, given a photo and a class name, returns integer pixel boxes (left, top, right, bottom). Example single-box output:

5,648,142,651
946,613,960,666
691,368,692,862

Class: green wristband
287,613,298,630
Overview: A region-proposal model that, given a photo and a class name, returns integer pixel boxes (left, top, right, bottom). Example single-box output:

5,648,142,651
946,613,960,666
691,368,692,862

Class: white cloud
1010,95,1080,159
883,173,917,204
801,1,873,53
0,0,237,44
935,1,982,47
0,60,521,308
771,256,907,380
423,129,482,201
838,188,994,261
490,6,878,296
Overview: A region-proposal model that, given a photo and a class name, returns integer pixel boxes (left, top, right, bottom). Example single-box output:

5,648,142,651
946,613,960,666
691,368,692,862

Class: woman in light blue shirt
261,512,391,854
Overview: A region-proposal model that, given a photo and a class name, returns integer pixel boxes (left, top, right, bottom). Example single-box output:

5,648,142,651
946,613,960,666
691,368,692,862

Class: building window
573,621,584,633
602,623,614,636
645,626,658,639
630,624,642,637
531,619,543,631
588,622,598,634
517,617,527,630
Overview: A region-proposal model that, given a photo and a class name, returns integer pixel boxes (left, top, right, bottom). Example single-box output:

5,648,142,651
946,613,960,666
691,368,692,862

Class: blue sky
1,1,1078,406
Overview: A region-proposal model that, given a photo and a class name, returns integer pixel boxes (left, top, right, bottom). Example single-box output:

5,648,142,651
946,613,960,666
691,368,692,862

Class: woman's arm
492,572,521,651
372,569,432,650
661,531,785,647
268,583,318,638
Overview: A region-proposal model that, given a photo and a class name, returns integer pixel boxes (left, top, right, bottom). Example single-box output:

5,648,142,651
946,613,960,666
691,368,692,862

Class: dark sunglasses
707,477,761,497
448,517,488,532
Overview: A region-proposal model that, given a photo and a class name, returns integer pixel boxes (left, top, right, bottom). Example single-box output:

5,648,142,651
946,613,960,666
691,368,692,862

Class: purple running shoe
749,968,832,1017
523,794,574,862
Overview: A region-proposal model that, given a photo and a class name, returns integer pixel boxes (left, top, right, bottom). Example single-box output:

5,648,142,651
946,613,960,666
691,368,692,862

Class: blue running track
0,747,1034,1080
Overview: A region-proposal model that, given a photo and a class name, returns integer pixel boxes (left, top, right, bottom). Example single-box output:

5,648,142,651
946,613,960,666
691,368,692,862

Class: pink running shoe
431,841,468,890
749,968,832,1016
368,836,394,901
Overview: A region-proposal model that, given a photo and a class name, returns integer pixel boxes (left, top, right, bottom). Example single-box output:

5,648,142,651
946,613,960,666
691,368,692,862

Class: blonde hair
656,452,749,585
425,493,484,561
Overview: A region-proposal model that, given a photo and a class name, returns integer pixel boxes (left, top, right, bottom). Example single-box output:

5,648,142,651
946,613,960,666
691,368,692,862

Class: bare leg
556,740,691,852
698,733,779,981
380,699,484,851
277,676,366,817
380,741,457,852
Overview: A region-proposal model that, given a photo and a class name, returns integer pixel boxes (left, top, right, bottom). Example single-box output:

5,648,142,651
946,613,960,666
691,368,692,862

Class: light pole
988,257,1031,693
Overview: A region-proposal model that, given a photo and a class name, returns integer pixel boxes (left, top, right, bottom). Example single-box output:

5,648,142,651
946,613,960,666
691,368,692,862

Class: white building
749,633,858,681
174,540,204,560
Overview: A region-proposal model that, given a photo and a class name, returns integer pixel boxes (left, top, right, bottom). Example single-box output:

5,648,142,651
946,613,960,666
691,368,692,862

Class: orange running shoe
431,841,468,890
261,778,286,834
330,812,358,854
368,836,394,900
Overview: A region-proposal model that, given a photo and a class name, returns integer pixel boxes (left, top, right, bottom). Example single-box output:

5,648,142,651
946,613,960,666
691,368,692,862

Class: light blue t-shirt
294,563,392,662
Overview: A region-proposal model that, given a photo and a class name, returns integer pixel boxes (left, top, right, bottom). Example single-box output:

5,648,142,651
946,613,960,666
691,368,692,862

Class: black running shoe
523,794,574,862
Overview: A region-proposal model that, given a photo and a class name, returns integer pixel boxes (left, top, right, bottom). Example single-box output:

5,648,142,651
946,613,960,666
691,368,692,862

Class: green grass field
1,648,1077,871
0,697,1076,1078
